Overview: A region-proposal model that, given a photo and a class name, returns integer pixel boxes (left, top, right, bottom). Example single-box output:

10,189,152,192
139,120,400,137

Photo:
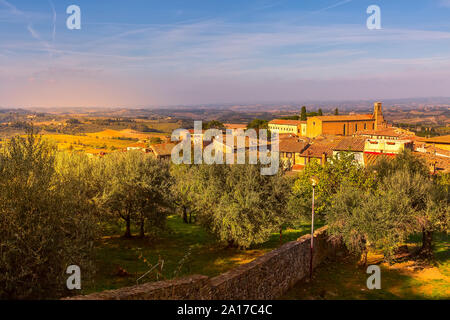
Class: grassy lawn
281,233,450,300
84,216,317,294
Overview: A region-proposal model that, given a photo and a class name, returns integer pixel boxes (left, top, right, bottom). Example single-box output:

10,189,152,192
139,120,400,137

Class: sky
1,0,450,108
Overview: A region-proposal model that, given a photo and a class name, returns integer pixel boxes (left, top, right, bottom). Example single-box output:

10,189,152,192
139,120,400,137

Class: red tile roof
364,153,396,167
224,123,248,130
333,137,366,152
269,119,304,126
356,127,402,138
279,138,309,153
300,142,338,158
312,114,374,122
150,143,177,156
413,152,450,174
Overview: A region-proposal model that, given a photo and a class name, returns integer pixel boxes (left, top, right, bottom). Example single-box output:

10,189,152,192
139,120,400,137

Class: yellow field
85,129,166,140
42,129,168,154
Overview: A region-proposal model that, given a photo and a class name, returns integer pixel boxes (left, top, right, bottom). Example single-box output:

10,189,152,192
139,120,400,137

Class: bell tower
374,102,386,130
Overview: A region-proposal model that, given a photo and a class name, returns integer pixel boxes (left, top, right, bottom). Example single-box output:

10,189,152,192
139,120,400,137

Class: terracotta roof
333,137,366,152
224,123,248,130
269,119,304,126
300,142,338,158
356,128,402,138
311,114,374,122
415,143,450,158
413,152,450,174
418,135,450,144
150,143,177,156
364,153,396,167
279,134,310,142
279,138,309,153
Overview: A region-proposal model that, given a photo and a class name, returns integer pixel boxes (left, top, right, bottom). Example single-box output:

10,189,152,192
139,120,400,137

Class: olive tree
0,133,97,299
192,162,291,249
99,151,172,238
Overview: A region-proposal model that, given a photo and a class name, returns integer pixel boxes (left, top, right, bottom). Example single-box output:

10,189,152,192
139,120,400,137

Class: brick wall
66,226,344,300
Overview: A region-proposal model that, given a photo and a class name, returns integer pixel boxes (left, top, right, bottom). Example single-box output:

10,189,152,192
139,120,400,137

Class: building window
355,124,358,131
373,124,375,130
343,124,346,135
364,123,367,130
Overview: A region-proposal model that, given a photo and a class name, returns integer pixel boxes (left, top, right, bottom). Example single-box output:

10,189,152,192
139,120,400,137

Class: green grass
83,216,315,294
281,233,450,300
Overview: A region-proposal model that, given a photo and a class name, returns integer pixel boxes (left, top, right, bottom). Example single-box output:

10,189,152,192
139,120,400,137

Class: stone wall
66,275,209,300
66,226,343,300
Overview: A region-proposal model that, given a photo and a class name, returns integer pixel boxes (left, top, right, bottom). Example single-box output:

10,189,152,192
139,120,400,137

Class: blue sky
1,0,450,107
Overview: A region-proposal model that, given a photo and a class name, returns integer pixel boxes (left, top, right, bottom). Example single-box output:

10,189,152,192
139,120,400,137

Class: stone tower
373,102,386,130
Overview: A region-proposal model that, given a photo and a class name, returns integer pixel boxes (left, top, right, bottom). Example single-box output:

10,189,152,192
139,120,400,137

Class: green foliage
170,164,198,223
98,151,173,238
184,162,292,249
66,118,81,125
327,151,449,262
149,137,163,145
281,115,300,120
318,109,323,116
371,149,429,179
334,108,339,115
300,106,307,121
203,120,225,130
247,119,268,130
289,152,373,220
328,172,423,261
0,133,97,299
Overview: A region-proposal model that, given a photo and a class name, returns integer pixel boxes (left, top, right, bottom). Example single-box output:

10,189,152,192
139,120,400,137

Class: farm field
282,233,450,300
41,129,168,154
83,216,317,294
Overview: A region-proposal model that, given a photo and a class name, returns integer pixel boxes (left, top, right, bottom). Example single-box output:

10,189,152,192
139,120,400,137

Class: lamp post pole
310,184,315,280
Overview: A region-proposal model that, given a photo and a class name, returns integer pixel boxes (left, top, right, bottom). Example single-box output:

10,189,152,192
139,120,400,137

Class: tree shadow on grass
281,252,449,300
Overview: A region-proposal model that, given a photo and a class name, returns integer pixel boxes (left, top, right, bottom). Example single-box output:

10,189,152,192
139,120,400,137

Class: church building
306,102,386,138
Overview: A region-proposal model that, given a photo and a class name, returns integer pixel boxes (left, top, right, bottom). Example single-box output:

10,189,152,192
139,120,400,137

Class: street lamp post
309,176,318,280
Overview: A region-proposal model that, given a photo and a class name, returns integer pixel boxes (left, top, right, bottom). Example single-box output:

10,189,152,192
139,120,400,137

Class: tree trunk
189,210,192,224
420,229,434,259
182,206,188,223
124,216,132,238
139,217,145,238
358,241,368,267
227,240,237,248
279,227,283,246
359,249,368,267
